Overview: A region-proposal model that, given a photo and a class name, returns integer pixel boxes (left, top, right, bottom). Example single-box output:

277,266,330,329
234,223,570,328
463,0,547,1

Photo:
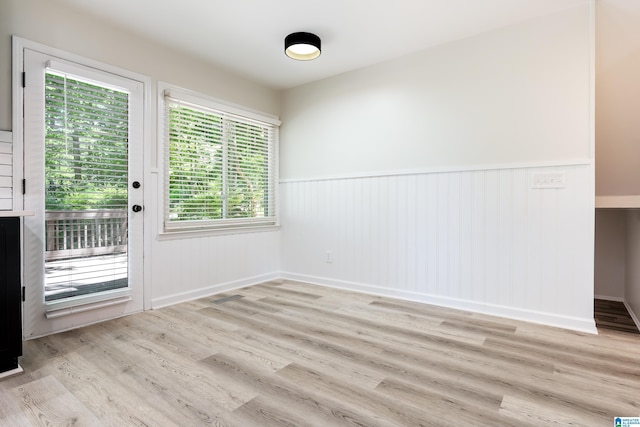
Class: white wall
593,1,640,325
3,0,598,332
280,4,596,332
281,165,594,331
594,209,626,299
625,210,640,326
596,0,640,197
0,0,279,131
280,6,591,180
1,0,282,306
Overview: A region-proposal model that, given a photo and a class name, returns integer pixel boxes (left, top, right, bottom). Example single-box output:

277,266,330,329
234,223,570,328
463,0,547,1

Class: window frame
158,82,280,238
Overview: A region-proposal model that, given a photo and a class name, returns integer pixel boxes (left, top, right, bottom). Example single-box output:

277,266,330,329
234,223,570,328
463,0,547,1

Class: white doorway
16,40,147,338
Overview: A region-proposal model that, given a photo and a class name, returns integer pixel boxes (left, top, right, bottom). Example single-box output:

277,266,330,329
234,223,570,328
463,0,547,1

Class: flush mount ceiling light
285,32,321,61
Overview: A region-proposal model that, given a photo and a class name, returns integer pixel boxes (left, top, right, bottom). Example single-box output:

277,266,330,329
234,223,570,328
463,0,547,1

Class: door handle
132,205,143,213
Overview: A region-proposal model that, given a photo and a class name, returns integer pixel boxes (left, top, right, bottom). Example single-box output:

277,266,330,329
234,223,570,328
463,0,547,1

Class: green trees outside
44,71,272,224
44,72,129,211
167,104,271,223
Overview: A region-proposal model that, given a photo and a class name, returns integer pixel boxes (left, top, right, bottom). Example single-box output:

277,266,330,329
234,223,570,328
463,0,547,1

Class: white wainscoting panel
150,229,281,308
280,163,596,332
0,132,12,210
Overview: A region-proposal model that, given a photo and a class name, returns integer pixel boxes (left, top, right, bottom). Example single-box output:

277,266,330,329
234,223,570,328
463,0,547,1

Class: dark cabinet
0,217,22,373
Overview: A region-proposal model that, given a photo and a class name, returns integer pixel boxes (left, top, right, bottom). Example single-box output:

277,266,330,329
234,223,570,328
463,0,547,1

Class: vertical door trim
13,37,152,338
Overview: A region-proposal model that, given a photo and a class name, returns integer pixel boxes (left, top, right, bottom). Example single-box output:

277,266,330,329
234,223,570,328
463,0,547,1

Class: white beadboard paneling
0,140,11,211
0,132,11,144
470,171,486,303
147,151,281,308
511,169,529,309
151,272,280,309
150,230,280,308
280,163,596,333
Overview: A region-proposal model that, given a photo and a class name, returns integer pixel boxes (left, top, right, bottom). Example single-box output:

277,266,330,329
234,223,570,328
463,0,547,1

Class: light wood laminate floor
1,280,639,426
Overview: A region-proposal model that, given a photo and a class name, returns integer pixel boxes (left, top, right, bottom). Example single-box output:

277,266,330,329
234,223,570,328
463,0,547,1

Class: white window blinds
163,90,279,232
44,69,130,301
45,70,129,211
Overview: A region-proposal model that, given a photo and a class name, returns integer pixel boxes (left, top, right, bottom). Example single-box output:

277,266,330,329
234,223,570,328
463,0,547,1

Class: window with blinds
162,88,279,232
45,71,129,211
44,70,130,301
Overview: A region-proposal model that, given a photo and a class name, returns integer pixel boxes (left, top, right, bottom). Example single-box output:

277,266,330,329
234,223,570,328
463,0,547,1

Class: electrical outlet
531,172,566,189
326,250,333,263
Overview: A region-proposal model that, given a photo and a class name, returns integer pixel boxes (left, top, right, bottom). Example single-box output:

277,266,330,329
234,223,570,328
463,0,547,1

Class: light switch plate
531,172,566,189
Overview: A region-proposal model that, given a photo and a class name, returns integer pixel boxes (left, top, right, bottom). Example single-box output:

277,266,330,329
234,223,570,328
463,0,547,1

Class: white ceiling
55,0,587,90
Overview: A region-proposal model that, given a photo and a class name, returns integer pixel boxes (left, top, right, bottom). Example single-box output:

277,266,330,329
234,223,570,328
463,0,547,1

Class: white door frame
13,37,152,338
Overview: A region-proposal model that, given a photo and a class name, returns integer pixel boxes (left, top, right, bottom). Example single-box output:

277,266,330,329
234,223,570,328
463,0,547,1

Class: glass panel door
22,48,145,339
44,70,129,301
44,71,130,301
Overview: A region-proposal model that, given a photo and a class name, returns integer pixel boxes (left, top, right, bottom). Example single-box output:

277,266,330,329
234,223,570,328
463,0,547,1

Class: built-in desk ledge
595,195,640,209
0,210,35,217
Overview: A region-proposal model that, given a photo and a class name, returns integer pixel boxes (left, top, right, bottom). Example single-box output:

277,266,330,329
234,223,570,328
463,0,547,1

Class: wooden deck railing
45,210,128,261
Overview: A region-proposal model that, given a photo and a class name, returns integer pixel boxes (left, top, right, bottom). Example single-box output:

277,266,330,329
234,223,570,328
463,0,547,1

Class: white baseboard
149,270,599,334
151,272,280,309
281,272,598,334
623,300,640,332
0,365,23,380
594,294,624,302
